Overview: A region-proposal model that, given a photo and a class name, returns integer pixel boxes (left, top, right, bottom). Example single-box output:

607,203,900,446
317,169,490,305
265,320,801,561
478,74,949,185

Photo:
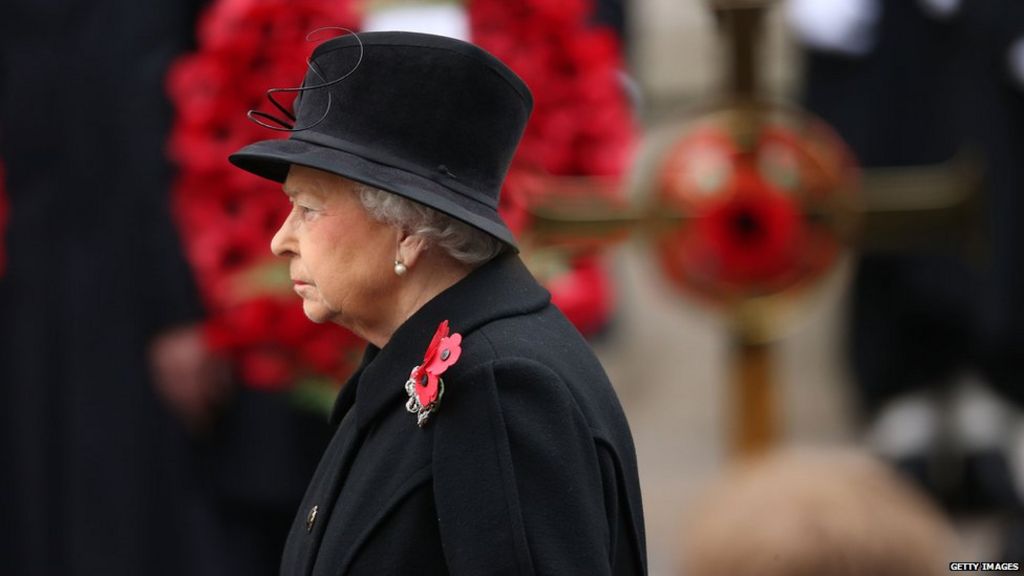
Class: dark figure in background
791,0,1024,558
958,2,1024,559
0,2,210,574
958,1,1024,433
0,2,331,574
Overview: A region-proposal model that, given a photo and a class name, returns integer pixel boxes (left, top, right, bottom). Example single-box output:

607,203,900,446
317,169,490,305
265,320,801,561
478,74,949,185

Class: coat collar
330,253,550,431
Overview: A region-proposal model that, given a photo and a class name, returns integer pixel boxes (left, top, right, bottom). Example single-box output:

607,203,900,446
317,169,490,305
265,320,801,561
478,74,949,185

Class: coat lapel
317,455,434,575
281,350,374,576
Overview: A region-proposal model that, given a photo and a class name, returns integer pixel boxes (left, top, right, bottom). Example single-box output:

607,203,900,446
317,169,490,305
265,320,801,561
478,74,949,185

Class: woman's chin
301,301,332,324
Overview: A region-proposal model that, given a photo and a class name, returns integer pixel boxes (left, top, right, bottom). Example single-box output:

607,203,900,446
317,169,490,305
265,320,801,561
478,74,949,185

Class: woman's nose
270,214,296,257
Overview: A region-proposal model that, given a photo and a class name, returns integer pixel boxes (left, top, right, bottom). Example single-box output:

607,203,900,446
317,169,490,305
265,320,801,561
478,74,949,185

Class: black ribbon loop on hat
247,27,364,133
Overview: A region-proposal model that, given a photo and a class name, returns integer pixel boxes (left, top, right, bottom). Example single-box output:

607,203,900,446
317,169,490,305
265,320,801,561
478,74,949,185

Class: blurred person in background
680,447,956,576
788,0,1024,557
0,2,233,574
786,0,1019,557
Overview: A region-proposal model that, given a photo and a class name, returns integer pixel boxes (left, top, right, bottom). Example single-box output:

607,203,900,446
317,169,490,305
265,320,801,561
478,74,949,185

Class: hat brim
229,138,519,251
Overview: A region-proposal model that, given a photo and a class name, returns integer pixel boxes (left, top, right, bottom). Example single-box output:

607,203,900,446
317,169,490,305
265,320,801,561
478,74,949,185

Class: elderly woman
230,31,646,575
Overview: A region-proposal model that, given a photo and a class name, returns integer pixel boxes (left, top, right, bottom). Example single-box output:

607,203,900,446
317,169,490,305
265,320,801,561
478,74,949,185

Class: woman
230,31,646,575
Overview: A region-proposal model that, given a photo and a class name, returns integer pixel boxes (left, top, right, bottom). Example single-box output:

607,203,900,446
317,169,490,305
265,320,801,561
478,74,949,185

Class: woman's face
271,165,398,331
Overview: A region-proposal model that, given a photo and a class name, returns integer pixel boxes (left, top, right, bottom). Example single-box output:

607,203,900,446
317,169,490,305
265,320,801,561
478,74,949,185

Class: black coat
280,254,647,575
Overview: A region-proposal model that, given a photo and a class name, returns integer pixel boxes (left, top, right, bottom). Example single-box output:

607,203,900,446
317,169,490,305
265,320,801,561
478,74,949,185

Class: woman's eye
292,201,315,216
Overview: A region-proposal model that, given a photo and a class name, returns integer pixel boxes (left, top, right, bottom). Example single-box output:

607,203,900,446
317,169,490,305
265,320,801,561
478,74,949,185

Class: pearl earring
394,260,408,276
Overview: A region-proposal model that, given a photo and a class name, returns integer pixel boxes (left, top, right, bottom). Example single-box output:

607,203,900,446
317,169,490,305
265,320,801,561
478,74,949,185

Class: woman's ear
395,229,430,270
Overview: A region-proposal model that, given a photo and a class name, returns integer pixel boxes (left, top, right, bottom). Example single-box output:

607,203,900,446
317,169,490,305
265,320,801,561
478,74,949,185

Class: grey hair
355,184,507,266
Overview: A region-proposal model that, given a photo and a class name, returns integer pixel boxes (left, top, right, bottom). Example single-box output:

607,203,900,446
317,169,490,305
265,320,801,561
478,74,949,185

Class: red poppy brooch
405,320,462,427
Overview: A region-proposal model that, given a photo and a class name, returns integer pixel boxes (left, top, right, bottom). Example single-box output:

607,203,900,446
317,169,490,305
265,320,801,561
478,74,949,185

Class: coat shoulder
431,305,648,575
450,304,629,441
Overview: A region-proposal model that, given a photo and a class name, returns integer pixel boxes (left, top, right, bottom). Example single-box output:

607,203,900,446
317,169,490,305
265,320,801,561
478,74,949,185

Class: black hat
229,31,533,250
